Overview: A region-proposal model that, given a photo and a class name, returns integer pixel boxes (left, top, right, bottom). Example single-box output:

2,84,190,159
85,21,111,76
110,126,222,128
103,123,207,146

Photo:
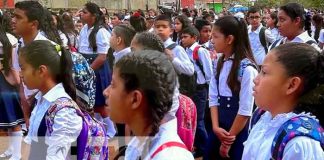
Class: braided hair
132,32,165,52
115,50,177,136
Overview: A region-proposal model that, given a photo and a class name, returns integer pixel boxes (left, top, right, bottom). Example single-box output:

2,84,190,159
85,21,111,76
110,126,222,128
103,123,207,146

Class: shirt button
227,97,230,101
227,104,230,108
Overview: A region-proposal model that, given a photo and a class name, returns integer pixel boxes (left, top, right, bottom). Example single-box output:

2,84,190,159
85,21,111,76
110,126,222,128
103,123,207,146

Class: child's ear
117,36,122,45
226,35,234,45
37,65,48,77
130,90,143,110
286,77,302,95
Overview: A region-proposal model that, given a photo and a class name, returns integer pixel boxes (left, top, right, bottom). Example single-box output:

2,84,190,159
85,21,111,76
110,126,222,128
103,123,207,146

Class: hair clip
55,45,62,56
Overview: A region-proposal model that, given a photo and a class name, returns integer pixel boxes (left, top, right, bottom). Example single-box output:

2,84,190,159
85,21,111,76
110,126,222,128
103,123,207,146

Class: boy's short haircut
195,18,211,32
15,1,44,29
113,24,136,46
113,12,124,20
181,26,200,38
154,14,172,27
247,7,261,16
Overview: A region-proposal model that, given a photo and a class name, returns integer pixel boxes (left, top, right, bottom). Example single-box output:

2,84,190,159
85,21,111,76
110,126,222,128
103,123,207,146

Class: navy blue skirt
0,72,24,128
81,54,112,107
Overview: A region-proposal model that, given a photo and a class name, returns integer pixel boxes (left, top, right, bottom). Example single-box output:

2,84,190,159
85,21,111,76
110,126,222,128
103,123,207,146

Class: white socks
8,131,22,160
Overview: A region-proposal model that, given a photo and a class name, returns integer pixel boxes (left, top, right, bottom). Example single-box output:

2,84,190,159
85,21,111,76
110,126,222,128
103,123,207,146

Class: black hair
132,32,165,52
154,14,172,27
113,12,124,21
113,24,136,47
84,2,105,52
40,9,63,45
15,1,44,29
272,43,324,124
181,26,200,38
51,11,71,47
312,14,323,43
175,15,191,31
279,3,306,29
214,16,256,94
270,12,279,28
182,8,191,17
247,7,261,17
115,50,177,136
61,13,79,38
20,40,76,100
195,18,211,32
0,12,13,76
130,13,147,32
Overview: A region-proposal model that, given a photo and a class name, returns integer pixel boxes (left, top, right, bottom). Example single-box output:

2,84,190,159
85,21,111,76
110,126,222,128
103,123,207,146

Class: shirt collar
188,42,199,51
291,31,310,43
248,24,263,34
113,47,131,63
35,83,70,103
163,38,175,47
18,31,50,47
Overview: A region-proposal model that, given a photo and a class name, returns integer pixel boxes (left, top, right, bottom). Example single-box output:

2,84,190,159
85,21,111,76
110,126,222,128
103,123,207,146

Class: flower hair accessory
55,45,62,56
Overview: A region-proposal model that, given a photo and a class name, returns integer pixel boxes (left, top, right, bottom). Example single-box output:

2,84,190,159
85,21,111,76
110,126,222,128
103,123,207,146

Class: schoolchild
172,15,191,45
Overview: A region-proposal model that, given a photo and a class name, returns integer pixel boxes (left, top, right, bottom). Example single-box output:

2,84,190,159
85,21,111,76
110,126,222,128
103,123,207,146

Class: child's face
109,31,119,50
253,51,292,111
181,33,196,48
154,20,172,41
277,10,298,38
19,56,41,90
174,18,182,33
81,8,94,24
265,13,274,27
12,8,35,36
248,12,261,28
75,22,83,31
199,25,211,43
103,69,133,124
211,26,228,53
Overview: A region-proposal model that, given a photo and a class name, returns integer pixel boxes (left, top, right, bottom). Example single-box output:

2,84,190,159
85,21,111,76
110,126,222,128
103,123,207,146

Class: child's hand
213,127,236,143
219,143,231,158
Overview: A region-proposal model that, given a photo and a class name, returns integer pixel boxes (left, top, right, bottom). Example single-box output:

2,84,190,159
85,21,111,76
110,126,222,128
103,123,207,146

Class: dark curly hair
115,50,177,136
132,32,165,52
272,43,324,125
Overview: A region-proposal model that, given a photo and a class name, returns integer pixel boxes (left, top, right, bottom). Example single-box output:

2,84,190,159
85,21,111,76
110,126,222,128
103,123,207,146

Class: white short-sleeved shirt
0,33,17,55
318,29,324,44
77,24,111,54
125,118,194,160
209,56,258,116
242,111,324,160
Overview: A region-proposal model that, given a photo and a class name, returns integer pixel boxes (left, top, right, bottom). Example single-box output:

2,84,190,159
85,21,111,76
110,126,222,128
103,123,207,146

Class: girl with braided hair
243,42,324,160
104,50,194,160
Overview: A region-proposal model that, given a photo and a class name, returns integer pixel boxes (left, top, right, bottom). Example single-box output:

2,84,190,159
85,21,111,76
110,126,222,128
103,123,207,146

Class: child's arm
90,28,110,70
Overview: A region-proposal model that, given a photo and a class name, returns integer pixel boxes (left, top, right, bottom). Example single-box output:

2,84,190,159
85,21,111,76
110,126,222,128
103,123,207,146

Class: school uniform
269,27,282,41
319,29,324,45
242,111,324,160
24,83,82,160
205,55,258,160
12,31,49,98
0,33,24,128
77,24,111,107
113,47,131,63
269,31,321,51
125,118,194,160
185,42,213,155
248,24,275,65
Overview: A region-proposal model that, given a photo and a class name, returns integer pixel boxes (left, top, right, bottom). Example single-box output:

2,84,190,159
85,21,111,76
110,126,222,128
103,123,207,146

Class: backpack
259,27,268,53
271,115,324,160
46,97,109,160
176,94,197,151
269,38,318,51
166,43,206,97
71,52,96,111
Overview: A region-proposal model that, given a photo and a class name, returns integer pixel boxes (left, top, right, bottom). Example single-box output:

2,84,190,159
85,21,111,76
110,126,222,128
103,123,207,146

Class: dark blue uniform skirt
0,72,24,128
81,54,111,107
204,95,249,160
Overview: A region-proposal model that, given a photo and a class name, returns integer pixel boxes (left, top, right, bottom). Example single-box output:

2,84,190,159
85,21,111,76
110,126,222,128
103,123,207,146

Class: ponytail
57,46,76,101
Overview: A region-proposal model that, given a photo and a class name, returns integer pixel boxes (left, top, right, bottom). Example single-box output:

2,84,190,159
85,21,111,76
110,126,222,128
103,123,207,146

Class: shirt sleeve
96,28,111,54
172,46,194,76
45,108,82,160
209,74,219,107
238,66,258,116
319,29,324,43
283,136,324,160
265,28,276,44
198,48,213,83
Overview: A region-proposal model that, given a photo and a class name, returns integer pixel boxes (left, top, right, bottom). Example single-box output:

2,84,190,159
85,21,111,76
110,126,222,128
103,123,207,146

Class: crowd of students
0,1,323,160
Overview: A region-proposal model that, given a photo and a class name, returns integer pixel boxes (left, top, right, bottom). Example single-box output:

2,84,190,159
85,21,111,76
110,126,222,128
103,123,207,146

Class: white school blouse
24,83,82,160
209,56,258,116
242,111,324,160
77,24,111,54
125,118,194,160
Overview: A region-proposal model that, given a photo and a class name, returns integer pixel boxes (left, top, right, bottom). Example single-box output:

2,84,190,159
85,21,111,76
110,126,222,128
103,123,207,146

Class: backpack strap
237,58,258,81
271,115,324,160
192,45,206,79
259,27,268,53
269,39,283,50
305,40,317,45
150,141,188,159
166,43,177,50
